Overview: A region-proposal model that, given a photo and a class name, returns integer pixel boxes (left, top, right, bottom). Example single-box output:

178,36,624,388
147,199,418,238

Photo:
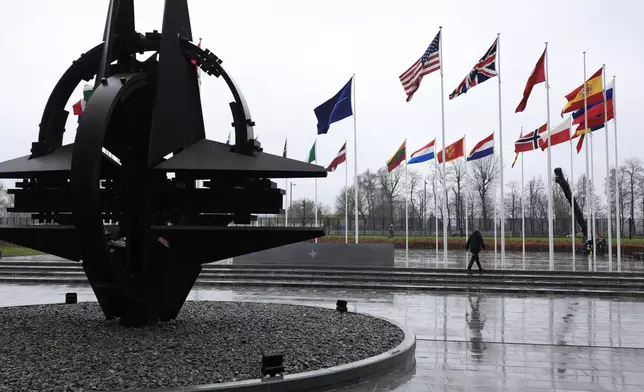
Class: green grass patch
0,243,44,257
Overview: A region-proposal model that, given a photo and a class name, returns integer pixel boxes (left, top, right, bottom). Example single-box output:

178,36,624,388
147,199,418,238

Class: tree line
285,156,644,237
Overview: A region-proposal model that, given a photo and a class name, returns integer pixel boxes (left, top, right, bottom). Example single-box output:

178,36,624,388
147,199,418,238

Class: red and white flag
539,117,571,150
327,143,347,172
515,48,546,113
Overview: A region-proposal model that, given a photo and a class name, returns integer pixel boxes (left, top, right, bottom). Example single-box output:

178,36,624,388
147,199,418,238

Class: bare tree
504,180,520,235
449,160,466,234
468,156,499,220
621,158,643,238
378,166,404,220
605,167,627,236
359,169,379,229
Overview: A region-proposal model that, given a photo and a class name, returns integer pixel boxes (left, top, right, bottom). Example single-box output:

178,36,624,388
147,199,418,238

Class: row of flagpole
283,30,623,272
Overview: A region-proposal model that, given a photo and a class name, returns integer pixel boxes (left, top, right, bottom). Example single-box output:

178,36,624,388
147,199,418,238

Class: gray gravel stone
0,301,403,391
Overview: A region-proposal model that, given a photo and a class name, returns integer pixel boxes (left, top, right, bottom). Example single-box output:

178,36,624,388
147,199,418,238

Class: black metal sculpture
0,0,326,326
554,167,587,239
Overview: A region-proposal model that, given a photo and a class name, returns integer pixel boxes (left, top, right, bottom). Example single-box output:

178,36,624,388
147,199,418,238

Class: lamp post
289,182,296,227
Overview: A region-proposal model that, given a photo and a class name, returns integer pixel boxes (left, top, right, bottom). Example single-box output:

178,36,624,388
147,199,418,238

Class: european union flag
314,77,353,135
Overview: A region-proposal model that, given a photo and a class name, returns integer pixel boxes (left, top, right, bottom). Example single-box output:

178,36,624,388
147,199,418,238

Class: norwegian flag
449,38,498,100
514,124,547,153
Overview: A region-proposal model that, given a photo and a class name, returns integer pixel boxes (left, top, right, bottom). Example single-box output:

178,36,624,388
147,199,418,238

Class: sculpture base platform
232,243,394,267
0,301,415,392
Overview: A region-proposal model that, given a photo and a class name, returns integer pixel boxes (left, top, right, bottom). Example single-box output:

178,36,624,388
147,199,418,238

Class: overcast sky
0,0,640,210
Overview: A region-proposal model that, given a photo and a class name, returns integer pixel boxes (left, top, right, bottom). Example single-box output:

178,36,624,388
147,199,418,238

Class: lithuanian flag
561,68,603,116
386,141,406,172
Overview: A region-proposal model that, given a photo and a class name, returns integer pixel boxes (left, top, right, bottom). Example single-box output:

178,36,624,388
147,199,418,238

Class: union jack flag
449,38,498,100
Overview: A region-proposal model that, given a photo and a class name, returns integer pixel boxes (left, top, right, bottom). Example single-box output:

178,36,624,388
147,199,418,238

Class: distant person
466,228,486,273
388,224,394,238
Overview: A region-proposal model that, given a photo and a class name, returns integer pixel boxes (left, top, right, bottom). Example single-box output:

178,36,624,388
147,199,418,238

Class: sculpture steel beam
554,167,588,239
0,0,326,326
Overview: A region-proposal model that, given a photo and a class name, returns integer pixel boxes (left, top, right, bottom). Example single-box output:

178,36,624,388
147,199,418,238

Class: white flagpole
434,162,439,265
345,139,348,244
545,42,554,271
494,195,498,269
314,139,318,244
521,128,526,270
497,33,506,268
583,52,592,272
439,26,448,268
613,75,622,271
590,111,597,271
602,64,612,271
570,117,576,271
353,73,359,244
464,138,469,240
464,139,469,269
285,177,289,227
405,146,409,266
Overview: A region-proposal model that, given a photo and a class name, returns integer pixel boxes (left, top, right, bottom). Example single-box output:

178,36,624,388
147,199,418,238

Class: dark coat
466,230,486,253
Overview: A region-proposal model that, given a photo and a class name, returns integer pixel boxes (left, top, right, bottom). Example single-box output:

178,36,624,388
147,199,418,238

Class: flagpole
285,178,288,227
352,73,359,244
494,194,498,269
602,64,612,271
439,26,448,267
570,117,576,271
583,52,591,272
464,138,469,269
521,127,526,270
497,33,506,268
314,139,318,244
545,42,554,271
405,146,409,267
345,139,348,244
613,75,622,271
434,162,439,265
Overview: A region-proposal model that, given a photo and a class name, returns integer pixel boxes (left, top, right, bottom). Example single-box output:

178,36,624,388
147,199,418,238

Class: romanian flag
437,137,465,163
386,141,406,172
561,68,604,116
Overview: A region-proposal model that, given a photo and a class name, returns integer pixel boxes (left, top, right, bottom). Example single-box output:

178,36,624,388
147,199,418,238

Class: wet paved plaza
1,283,644,391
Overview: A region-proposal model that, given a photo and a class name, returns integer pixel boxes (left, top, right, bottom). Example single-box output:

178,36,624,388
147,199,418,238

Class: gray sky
0,0,641,210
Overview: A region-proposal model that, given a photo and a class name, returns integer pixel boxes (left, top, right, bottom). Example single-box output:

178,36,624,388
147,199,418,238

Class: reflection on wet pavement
1,284,644,391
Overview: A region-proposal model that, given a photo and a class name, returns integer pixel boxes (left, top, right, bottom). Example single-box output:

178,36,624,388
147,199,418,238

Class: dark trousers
467,252,482,271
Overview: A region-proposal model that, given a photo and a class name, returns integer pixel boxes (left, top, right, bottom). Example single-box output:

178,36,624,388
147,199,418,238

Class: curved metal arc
179,39,256,154
71,73,150,312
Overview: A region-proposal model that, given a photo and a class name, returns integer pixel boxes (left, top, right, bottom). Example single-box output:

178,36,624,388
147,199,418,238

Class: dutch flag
467,133,494,161
408,139,436,165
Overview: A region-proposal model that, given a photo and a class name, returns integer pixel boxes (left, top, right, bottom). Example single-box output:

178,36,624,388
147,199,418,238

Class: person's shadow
466,295,486,361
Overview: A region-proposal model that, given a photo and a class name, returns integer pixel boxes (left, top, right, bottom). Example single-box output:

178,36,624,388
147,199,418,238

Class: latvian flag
327,142,347,172
72,85,94,121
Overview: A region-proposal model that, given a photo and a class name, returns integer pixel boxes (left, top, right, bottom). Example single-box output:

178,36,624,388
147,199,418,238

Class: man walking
466,228,486,273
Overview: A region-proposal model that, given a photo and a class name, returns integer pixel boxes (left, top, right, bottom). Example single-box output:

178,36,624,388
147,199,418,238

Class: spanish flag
437,137,465,163
561,68,604,116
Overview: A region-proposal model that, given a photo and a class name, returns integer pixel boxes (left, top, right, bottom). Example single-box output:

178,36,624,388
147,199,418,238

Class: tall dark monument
0,0,326,326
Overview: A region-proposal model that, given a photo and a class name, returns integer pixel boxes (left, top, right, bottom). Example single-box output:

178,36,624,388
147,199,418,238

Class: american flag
399,30,441,102
449,37,498,100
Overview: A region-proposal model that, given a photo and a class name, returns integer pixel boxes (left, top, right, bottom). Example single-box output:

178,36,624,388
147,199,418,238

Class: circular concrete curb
134,307,417,392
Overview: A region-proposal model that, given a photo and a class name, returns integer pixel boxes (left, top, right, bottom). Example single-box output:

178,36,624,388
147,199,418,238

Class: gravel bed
0,301,404,391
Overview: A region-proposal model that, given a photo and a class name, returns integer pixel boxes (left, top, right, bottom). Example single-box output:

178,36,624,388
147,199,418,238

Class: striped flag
399,30,441,102
327,143,347,172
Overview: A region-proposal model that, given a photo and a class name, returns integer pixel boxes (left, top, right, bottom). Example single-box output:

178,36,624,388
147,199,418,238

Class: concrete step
2,276,640,298
1,270,642,290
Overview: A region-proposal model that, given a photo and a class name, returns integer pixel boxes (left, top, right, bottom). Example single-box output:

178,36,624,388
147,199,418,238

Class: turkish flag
437,137,465,163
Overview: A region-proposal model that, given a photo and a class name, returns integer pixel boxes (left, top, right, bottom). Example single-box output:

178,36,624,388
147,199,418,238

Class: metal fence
2,215,643,238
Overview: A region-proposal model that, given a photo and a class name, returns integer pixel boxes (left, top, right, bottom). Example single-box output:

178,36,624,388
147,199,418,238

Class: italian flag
72,85,94,117
386,141,406,172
